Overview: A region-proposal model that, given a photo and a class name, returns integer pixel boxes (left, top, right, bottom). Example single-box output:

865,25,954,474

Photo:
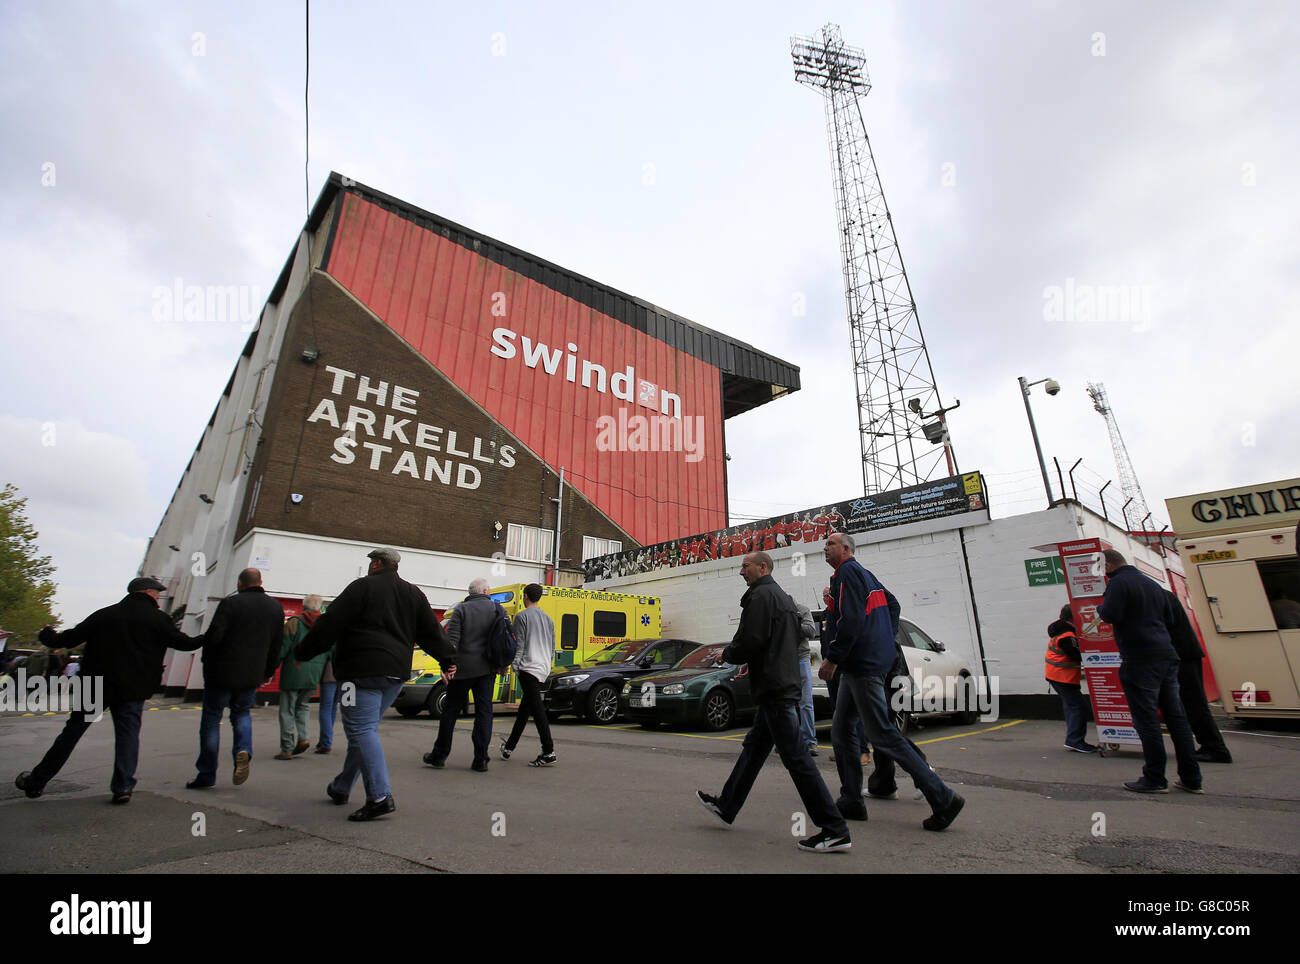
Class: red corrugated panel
324,194,727,545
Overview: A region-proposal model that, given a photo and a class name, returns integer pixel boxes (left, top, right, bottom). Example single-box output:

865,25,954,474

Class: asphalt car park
2,697,1297,876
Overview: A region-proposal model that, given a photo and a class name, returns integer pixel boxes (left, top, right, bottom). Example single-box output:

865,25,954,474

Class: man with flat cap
15,576,201,804
186,568,285,789
296,547,457,821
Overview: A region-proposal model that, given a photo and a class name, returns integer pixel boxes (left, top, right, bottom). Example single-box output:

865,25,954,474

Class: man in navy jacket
818,532,964,831
1098,549,1202,793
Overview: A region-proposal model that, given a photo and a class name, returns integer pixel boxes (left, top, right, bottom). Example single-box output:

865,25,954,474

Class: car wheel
586,682,619,724
895,709,913,735
954,675,979,724
395,704,422,718
703,690,734,731
427,684,447,719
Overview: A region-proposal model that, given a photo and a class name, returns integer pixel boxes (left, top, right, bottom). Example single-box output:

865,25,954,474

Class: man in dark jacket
297,548,456,821
1164,590,1231,764
424,577,498,772
16,576,201,804
695,552,850,853
1098,549,1202,793
818,532,964,831
186,568,284,789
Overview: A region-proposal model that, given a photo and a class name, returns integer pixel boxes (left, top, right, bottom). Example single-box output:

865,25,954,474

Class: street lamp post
1018,376,1060,508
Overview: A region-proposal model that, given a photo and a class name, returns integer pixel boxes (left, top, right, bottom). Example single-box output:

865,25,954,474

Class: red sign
1057,539,1140,746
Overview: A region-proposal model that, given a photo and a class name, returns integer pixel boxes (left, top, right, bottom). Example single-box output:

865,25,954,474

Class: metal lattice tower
1086,381,1153,530
792,23,952,495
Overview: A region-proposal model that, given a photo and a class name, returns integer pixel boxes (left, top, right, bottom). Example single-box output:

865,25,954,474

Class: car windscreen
673,644,729,670
584,638,653,665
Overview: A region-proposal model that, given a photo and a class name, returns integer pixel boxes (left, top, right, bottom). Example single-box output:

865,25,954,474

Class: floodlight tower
1086,381,1153,531
792,23,954,495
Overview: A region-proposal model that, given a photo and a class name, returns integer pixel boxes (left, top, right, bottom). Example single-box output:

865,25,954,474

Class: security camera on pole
1018,376,1060,508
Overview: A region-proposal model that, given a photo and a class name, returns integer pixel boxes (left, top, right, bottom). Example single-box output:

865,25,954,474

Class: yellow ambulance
393,585,662,718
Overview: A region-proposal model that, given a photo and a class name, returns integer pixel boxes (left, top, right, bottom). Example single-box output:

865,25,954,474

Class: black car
543,637,703,724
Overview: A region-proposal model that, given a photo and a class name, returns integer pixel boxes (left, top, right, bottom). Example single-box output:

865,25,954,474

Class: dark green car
618,643,754,731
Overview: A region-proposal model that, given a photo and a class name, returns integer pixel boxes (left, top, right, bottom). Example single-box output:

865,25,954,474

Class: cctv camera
1044,379,1061,396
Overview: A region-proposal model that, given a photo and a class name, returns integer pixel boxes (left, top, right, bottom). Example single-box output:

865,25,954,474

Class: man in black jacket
186,568,284,789
1164,591,1231,764
16,576,201,804
696,552,850,853
296,548,456,821
1098,549,1202,793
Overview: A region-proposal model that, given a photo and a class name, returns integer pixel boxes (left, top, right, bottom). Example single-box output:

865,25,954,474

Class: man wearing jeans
1097,550,1202,794
17,577,201,804
819,532,965,831
792,599,819,756
187,569,284,790
296,548,456,821
696,552,850,853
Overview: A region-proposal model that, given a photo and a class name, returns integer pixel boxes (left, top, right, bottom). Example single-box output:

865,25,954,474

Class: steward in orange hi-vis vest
1045,617,1082,685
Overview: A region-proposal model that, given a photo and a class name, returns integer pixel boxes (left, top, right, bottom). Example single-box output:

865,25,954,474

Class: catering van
394,585,661,718
1166,478,1300,720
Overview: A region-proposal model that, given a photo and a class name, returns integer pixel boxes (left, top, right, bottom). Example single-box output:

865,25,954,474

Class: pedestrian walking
499,583,557,766
186,568,285,789
793,598,819,756
424,578,499,772
315,647,340,755
16,576,201,804
1163,590,1231,764
275,595,329,759
1046,603,1097,752
296,547,457,821
1097,550,1202,794
819,532,965,831
695,551,851,853
821,585,869,766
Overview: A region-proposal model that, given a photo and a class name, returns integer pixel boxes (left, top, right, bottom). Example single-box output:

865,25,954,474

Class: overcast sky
2,0,1296,622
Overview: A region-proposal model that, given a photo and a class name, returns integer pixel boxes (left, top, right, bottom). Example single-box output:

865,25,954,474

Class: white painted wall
586,503,1175,698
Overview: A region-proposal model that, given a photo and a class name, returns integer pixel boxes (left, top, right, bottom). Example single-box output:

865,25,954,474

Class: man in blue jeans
187,568,284,789
696,552,850,853
297,548,457,821
1098,549,1202,794
819,532,965,831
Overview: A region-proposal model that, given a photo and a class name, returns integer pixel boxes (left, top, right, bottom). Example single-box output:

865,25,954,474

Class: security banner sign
1058,539,1139,746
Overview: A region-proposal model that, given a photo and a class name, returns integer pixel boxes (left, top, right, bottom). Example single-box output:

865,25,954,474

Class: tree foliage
0,483,60,642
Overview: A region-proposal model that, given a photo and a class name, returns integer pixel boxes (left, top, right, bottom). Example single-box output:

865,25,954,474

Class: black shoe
797,828,852,853
696,790,733,825
15,772,42,799
866,785,899,800
111,792,132,805
348,795,396,821
1123,779,1169,793
838,801,869,821
923,793,965,831
326,783,349,805
529,753,557,767
806,744,820,757
471,759,489,772
1065,741,1099,753
423,752,445,769
1195,748,1232,764
1174,780,1204,794
185,778,214,790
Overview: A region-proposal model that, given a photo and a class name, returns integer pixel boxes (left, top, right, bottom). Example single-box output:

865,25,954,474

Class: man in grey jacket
499,583,556,767
793,598,819,756
424,578,498,772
